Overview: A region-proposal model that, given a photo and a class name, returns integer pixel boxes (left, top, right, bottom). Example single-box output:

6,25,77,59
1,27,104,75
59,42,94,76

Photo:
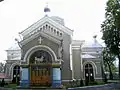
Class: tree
0,0,4,2
103,47,116,80
101,0,120,79
1,79,5,87
0,63,4,73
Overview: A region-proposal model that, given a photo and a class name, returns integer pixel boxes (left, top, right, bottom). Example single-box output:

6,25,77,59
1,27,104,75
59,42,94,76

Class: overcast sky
0,0,107,62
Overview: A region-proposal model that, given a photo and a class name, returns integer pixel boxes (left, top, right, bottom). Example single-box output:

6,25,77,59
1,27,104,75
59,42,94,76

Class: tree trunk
108,63,113,80
107,62,113,80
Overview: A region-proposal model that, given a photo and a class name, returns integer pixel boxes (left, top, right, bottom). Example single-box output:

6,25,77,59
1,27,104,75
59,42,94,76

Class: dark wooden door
85,64,94,82
30,66,51,86
29,50,52,86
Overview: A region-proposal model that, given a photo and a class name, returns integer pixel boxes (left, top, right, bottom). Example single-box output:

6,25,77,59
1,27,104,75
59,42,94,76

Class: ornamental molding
19,16,73,37
22,45,58,65
83,61,98,74
20,30,61,46
9,61,20,80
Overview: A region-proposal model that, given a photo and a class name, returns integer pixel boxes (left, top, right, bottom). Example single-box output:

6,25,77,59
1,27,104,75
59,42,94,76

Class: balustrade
24,24,63,40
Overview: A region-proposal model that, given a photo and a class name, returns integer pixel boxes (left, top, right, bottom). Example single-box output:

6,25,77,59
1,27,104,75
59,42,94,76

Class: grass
4,83,17,89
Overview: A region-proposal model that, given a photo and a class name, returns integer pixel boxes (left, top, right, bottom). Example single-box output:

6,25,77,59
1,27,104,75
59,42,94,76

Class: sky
0,0,107,63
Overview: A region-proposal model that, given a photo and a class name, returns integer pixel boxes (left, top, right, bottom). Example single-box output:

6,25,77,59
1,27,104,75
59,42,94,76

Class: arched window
40,28,42,31
46,24,48,29
12,65,20,84
43,26,45,30
57,31,59,36
48,26,51,30
29,50,52,64
54,29,56,33
60,33,62,37
51,28,53,32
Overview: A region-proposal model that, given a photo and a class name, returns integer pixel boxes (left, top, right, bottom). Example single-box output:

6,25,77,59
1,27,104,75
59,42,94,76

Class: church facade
4,10,103,88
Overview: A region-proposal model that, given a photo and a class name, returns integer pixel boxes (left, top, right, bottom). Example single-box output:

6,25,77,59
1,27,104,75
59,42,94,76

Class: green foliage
0,63,4,73
85,79,89,86
66,80,105,88
88,81,98,85
0,79,5,87
88,81,105,86
103,47,116,79
103,74,108,83
101,0,120,78
4,83,17,89
113,72,119,79
80,79,84,87
66,79,84,88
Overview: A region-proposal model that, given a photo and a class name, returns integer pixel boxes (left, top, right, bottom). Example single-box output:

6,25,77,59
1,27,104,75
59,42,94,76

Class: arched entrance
29,50,52,86
12,65,20,84
85,64,94,82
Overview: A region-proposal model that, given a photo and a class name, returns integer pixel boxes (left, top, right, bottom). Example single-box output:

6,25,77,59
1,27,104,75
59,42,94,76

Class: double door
30,66,51,86
85,64,94,82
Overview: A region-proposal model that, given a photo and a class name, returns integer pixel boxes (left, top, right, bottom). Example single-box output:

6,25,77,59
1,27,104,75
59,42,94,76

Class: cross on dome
44,2,51,16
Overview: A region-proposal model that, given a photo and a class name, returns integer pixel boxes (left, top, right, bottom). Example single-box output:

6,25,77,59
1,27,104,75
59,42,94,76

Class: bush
85,79,89,86
89,81,98,85
1,79,5,87
5,82,8,85
80,79,84,86
103,74,108,83
66,79,81,88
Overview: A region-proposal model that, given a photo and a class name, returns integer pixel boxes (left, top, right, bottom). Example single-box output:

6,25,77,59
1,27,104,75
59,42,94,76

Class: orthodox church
4,6,103,88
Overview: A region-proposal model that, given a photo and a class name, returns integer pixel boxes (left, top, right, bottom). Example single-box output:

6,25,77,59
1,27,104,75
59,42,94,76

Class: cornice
19,30,62,46
19,16,73,37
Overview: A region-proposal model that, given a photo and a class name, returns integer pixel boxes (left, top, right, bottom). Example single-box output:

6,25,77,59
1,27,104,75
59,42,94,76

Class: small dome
82,36,102,48
82,42,102,48
44,7,50,12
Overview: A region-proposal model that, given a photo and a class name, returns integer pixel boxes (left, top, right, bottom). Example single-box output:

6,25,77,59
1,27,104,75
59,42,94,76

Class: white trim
22,45,57,65
70,44,74,80
80,49,83,73
20,30,61,46
83,61,98,80
9,62,20,80
83,61,98,74
72,47,80,50
72,46,81,48
20,16,73,37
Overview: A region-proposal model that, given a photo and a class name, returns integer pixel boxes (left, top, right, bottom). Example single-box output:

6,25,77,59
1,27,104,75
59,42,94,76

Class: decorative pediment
19,16,73,38
19,28,62,46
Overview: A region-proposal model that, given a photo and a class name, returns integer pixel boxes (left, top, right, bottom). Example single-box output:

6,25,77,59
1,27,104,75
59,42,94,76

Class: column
52,68,61,88
20,68,30,88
